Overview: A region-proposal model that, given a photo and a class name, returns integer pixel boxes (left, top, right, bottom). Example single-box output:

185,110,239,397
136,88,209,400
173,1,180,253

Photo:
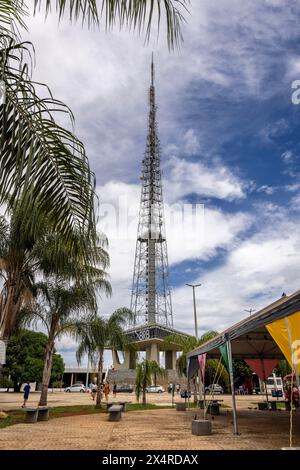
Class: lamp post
186,283,202,404
186,283,201,338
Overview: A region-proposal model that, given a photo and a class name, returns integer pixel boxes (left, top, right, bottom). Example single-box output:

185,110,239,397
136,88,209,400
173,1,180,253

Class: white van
266,373,284,397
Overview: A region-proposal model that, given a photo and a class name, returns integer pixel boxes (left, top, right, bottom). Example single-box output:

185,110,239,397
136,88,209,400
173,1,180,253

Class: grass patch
127,403,173,411
0,405,103,429
50,405,105,418
0,402,179,429
0,410,24,429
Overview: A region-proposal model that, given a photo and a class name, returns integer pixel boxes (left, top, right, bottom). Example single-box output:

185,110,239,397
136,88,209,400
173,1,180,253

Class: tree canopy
1,329,64,391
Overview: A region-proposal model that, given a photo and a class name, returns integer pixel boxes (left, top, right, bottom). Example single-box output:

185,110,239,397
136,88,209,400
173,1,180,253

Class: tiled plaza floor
0,408,299,450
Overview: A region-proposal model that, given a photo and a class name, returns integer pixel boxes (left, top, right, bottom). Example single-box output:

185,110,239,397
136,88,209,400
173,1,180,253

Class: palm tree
0,206,110,340
76,308,133,407
0,213,36,339
20,275,110,406
164,331,219,402
135,360,167,405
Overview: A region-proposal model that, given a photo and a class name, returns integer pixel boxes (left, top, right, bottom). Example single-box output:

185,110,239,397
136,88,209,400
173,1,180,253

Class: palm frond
0,39,96,243
34,0,189,50
108,307,133,328
0,0,28,42
34,0,99,27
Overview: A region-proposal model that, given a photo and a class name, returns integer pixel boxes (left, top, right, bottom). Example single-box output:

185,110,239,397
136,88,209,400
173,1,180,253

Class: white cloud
260,119,289,142
94,179,252,345
172,205,300,334
164,156,245,202
281,150,294,163
183,129,201,156
256,185,276,195
290,193,300,209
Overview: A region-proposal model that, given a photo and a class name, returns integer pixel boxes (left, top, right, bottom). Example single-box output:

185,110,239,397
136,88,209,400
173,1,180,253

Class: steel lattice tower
130,57,173,328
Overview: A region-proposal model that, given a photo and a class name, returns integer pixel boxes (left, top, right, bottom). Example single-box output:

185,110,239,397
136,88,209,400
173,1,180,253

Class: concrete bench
176,402,186,411
104,402,116,412
108,405,123,421
37,407,49,421
118,401,131,412
104,401,131,412
24,408,38,423
258,402,268,410
207,403,220,416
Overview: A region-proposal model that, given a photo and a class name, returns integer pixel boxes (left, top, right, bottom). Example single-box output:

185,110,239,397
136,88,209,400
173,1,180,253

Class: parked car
145,385,165,393
116,384,133,393
205,384,224,394
180,389,192,398
65,383,86,393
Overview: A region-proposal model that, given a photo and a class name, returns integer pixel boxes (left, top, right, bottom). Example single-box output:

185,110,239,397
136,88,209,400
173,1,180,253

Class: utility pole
186,283,202,404
244,308,256,317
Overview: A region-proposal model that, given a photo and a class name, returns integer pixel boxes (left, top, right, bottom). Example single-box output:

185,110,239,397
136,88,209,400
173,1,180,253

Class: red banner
245,358,278,381
198,353,207,383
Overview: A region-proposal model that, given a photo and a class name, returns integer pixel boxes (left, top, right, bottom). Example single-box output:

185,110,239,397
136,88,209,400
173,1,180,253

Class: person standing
91,384,97,401
104,382,110,401
113,382,117,398
22,382,31,408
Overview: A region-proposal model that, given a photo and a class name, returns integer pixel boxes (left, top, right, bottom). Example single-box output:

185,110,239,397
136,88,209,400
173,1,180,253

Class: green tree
20,276,110,406
0,210,110,340
2,329,64,391
275,360,291,378
232,359,253,386
76,308,133,407
164,331,220,402
135,360,167,405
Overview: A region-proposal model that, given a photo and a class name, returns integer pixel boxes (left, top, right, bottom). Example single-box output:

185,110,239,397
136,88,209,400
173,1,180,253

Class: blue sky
24,0,300,366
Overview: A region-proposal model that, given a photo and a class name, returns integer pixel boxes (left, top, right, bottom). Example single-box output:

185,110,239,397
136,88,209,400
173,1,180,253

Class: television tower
130,56,173,328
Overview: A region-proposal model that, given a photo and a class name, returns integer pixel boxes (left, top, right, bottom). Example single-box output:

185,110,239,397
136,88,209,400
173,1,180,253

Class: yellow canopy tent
266,310,300,383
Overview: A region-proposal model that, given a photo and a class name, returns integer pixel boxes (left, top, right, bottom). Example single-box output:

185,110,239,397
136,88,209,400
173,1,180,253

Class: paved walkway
0,408,299,450
0,390,266,411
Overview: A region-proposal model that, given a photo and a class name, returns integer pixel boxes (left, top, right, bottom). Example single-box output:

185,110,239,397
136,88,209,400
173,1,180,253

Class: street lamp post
186,283,202,404
186,283,201,338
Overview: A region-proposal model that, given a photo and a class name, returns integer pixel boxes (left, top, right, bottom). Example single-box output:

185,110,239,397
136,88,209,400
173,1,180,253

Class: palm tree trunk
95,350,104,408
142,377,147,405
142,388,147,405
39,337,55,406
0,283,22,339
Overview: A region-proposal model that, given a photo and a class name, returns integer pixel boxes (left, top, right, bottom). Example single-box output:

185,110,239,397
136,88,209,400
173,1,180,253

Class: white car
65,383,86,393
205,384,224,394
145,385,165,393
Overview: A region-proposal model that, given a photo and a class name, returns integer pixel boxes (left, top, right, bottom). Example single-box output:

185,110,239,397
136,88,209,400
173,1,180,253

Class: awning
187,290,300,362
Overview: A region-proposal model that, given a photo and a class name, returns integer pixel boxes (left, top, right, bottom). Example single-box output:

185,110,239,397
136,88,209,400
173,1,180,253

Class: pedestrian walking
22,382,31,408
113,382,117,398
